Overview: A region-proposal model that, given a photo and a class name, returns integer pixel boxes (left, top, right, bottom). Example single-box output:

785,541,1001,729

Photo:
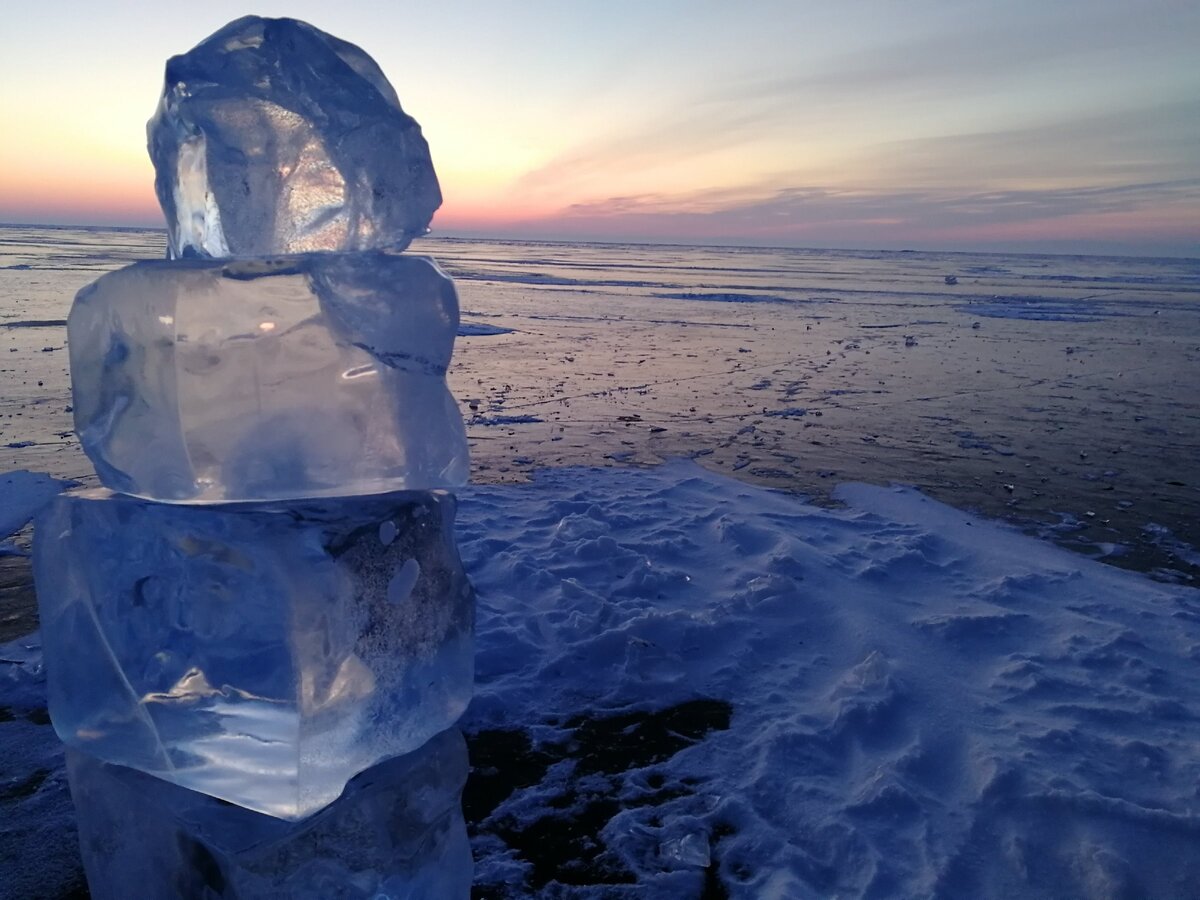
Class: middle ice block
34,485,474,819
69,250,469,503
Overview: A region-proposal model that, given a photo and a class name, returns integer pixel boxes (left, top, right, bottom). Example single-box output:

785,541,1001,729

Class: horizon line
0,219,1196,264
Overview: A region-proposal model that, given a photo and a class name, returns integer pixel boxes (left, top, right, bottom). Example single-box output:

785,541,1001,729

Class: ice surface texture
35,487,474,819
149,15,440,259
67,729,471,898
68,251,468,503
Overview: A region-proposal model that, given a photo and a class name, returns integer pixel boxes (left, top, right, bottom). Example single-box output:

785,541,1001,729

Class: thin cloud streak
444,178,1199,256
497,100,1200,250
723,1,1197,107
562,179,1200,227
851,101,1200,190
508,89,1199,221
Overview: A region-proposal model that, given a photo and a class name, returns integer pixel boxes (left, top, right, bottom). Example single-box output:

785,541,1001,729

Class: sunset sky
2,1,1197,255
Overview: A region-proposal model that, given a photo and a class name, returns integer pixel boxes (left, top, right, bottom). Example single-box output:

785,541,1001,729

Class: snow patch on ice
459,322,516,337
4,460,1200,897
0,471,74,555
455,461,1200,897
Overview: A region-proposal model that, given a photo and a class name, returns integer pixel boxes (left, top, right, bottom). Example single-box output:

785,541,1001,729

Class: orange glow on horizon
0,176,158,224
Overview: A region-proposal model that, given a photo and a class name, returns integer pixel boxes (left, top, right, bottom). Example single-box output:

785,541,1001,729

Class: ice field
2,225,1199,896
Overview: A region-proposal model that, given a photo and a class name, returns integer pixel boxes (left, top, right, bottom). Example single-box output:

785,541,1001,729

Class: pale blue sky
2,1,1197,254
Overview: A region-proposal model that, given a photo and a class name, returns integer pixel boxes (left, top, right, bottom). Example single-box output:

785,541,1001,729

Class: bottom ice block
67,729,472,899
35,487,474,819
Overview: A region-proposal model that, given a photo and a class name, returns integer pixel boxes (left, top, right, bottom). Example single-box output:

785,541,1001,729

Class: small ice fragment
148,16,441,259
659,832,711,869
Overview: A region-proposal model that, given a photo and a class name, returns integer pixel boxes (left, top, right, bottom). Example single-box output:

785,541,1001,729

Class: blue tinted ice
68,251,468,502
67,729,471,897
148,16,441,259
36,488,474,820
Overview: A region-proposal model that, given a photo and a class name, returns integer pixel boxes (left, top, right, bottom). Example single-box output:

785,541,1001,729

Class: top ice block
148,16,441,259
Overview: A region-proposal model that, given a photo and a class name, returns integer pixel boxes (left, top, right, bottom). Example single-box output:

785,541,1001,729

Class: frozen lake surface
1,225,1199,897
2,225,1198,579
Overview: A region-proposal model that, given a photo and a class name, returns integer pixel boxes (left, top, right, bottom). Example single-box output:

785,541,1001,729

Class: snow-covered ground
4,459,1199,898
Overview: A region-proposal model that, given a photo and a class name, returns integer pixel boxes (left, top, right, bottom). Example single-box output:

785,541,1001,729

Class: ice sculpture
69,251,468,502
40,17,476,896
67,729,472,898
36,486,473,819
149,16,441,259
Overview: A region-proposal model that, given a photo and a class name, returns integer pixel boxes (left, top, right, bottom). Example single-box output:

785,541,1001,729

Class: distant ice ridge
148,16,441,260
69,252,468,502
67,729,471,898
35,487,474,820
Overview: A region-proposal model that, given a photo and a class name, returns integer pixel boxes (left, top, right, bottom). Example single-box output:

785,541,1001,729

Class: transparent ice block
148,15,441,259
68,251,468,503
67,729,471,898
36,487,474,819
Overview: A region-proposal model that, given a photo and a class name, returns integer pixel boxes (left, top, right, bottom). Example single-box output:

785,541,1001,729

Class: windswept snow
3,460,1199,897
461,461,1200,897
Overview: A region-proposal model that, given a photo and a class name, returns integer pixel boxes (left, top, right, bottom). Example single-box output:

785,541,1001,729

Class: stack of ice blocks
34,17,473,896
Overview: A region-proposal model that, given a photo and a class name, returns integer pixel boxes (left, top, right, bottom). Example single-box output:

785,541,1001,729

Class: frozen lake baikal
2,224,1198,578
2,225,1200,898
